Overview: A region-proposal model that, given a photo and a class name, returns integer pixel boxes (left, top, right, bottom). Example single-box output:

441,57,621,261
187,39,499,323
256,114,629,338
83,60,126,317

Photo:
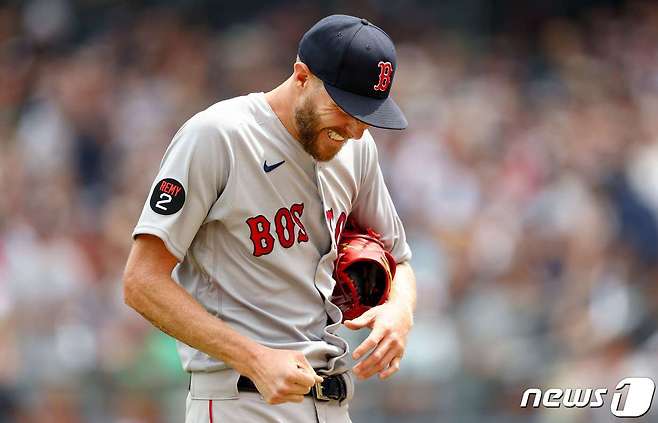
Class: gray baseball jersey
133,92,411,375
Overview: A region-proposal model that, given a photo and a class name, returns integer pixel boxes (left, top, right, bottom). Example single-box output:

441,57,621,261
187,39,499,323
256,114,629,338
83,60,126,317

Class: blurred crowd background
1,0,658,422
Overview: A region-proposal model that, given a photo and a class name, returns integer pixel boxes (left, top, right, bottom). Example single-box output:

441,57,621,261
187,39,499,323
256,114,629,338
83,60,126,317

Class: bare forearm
124,272,261,377
389,262,416,315
123,235,324,405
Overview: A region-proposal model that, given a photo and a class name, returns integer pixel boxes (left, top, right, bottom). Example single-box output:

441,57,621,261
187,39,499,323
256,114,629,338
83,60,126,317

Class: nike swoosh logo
263,160,285,173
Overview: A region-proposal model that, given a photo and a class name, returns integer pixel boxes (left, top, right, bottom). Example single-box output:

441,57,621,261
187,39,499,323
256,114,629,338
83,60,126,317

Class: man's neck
265,82,300,141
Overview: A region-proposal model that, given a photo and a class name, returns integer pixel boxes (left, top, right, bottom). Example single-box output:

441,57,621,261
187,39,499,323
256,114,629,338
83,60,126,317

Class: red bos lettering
290,203,309,243
245,215,275,257
246,203,309,257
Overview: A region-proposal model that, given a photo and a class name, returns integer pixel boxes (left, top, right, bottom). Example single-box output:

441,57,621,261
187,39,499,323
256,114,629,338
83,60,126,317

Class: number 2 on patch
155,193,172,210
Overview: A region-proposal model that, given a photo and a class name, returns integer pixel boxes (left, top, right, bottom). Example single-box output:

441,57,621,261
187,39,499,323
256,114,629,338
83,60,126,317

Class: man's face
294,81,369,162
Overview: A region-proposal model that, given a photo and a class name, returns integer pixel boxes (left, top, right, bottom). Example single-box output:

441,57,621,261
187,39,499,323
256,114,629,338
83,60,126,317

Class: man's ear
293,62,312,88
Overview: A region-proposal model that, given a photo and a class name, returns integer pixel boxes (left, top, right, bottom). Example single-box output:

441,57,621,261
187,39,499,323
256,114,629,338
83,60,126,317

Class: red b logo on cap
373,61,393,92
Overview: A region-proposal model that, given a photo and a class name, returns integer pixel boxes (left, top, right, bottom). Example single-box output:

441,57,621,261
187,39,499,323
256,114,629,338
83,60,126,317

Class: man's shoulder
191,93,263,132
168,96,253,149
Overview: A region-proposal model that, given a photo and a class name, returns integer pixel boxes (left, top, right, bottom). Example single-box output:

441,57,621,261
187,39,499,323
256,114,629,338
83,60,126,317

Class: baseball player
123,14,416,422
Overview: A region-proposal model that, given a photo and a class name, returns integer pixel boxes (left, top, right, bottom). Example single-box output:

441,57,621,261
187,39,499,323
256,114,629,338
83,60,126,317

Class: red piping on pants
209,399,214,423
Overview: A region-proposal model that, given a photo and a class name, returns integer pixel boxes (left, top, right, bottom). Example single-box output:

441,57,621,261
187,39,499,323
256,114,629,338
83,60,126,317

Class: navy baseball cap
298,15,408,130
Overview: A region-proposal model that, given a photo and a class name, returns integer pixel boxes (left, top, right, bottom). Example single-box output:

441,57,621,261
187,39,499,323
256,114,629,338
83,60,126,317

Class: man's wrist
386,297,415,325
231,340,267,379
388,293,414,312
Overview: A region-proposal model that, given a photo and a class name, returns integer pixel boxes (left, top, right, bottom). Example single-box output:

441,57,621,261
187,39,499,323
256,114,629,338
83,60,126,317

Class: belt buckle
312,377,331,401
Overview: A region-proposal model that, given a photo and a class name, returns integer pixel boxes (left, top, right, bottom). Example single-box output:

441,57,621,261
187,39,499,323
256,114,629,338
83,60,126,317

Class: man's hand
344,300,413,380
243,345,323,405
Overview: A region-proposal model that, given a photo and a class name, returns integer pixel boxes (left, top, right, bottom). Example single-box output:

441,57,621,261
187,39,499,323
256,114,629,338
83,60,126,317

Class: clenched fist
243,346,323,404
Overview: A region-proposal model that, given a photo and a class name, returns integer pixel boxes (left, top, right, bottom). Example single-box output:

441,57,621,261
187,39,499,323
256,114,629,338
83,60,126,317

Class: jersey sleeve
132,112,231,261
350,134,412,263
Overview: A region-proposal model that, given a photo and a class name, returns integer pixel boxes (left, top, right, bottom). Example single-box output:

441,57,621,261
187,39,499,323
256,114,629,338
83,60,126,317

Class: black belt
237,374,348,402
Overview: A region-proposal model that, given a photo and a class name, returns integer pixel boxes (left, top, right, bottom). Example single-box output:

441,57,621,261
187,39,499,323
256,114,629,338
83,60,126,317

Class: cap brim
323,83,408,130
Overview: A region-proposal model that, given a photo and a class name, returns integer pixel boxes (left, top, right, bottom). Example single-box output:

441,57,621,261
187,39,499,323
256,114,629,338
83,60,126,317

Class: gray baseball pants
185,369,354,423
